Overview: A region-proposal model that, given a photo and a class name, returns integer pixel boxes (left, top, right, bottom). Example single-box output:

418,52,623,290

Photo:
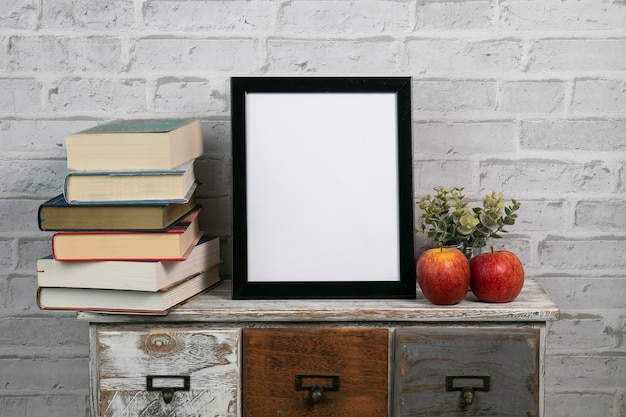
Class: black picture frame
231,76,415,299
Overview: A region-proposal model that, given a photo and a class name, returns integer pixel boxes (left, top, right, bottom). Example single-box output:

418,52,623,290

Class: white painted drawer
95,327,240,417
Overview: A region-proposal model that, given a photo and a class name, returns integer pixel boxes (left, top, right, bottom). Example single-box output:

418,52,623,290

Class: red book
51,207,202,261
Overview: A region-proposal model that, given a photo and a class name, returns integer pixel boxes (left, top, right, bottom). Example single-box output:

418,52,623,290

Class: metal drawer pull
147,375,190,404
295,374,340,404
446,375,490,406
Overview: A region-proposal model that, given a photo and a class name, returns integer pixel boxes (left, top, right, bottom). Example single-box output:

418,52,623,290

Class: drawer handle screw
446,375,490,407
462,387,475,405
146,375,191,404
310,386,325,404
295,374,340,405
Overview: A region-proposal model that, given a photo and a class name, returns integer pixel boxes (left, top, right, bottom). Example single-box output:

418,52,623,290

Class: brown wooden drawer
243,327,389,417
396,327,540,417
96,327,240,417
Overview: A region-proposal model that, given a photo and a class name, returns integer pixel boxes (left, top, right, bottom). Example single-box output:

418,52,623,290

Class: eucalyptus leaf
417,186,521,247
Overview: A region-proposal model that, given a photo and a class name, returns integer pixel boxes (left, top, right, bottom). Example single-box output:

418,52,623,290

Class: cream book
37,266,222,315
65,119,203,171
51,207,201,261
38,236,219,291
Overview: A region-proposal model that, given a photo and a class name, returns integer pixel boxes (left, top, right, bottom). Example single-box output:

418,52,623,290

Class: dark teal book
65,118,203,170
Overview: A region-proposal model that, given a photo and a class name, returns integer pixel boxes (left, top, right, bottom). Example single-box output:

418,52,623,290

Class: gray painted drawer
396,327,540,417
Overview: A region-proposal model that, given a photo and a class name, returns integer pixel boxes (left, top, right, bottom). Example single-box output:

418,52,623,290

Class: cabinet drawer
96,327,240,417
396,327,539,417
243,327,389,417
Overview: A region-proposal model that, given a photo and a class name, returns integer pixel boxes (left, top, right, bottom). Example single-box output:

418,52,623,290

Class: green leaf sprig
417,186,521,248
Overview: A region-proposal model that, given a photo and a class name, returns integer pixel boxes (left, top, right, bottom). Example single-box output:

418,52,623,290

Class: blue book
63,161,197,205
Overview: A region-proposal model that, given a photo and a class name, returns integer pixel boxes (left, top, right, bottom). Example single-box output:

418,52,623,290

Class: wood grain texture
96,327,240,417
243,328,389,417
396,327,540,417
78,279,559,324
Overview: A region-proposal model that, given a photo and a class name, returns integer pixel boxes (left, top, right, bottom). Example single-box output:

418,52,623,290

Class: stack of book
36,119,222,315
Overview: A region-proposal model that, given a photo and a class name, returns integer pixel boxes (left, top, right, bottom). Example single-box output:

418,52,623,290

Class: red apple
470,248,524,303
416,246,470,305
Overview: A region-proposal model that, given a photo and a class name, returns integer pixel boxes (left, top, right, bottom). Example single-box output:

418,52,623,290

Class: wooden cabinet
79,279,558,417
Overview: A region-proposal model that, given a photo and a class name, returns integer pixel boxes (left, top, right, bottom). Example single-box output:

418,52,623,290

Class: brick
532,39,626,72
539,238,626,270
414,122,514,154
154,78,228,114
0,36,7,69
0,357,89,391
406,39,522,74
0,0,39,30
42,0,135,30
416,1,494,31
2,199,50,235
414,160,474,193
575,200,626,231
0,120,95,154
538,277,626,310
48,78,148,114
547,315,617,350
0,160,66,197
500,80,565,114
0,395,89,417
131,38,259,72
17,239,52,270
516,200,570,232
521,120,626,151
194,157,230,197
201,120,231,154
280,1,411,33
544,393,614,417
8,36,122,72
197,197,231,237
218,238,232,278
480,160,614,194
0,316,88,347
545,355,626,388
267,39,400,73
0,79,42,113
6,274,42,312
145,0,275,31
502,0,626,31
412,80,496,112
621,162,626,194
0,240,13,270
572,79,626,114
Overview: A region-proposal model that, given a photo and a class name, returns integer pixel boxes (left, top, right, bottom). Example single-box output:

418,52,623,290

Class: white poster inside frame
245,92,400,283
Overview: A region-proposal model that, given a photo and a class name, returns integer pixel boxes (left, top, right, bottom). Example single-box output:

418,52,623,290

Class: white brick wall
1,1,625,416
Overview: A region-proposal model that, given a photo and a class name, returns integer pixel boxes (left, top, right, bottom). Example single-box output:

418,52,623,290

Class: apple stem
438,241,443,252
490,245,494,254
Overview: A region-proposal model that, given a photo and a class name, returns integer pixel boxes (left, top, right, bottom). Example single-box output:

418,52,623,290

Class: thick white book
38,236,219,291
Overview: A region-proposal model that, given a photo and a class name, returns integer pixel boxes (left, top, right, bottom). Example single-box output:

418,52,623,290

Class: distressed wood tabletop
77,278,559,324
